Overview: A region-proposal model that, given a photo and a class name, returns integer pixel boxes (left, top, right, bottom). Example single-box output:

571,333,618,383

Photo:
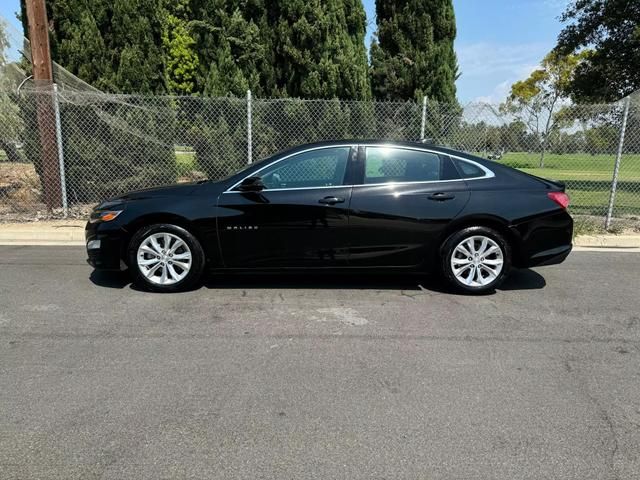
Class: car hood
115,182,204,201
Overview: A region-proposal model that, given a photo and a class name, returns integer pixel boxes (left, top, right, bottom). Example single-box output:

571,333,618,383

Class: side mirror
238,176,265,192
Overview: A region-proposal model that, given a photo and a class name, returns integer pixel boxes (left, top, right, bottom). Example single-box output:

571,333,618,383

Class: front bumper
85,222,127,271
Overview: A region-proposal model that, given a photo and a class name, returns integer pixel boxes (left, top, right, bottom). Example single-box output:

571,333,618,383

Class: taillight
548,191,570,209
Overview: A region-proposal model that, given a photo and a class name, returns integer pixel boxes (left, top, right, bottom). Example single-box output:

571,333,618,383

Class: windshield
215,154,275,182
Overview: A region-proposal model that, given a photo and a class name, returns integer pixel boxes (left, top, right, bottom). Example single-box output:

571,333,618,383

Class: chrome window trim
223,143,494,194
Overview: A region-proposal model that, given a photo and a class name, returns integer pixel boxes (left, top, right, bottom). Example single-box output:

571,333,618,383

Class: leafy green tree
584,124,618,154
626,94,640,154
162,0,200,94
555,0,640,102
370,0,458,103
501,52,583,167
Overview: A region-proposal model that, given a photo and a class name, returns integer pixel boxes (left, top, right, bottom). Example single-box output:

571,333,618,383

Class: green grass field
499,152,640,181
495,152,640,216
175,151,197,178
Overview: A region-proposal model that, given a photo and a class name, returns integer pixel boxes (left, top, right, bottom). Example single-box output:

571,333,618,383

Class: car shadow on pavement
90,268,546,294
498,268,547,291
89,270,130,289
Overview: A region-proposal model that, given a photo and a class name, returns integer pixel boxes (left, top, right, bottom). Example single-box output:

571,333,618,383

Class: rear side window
364,147,457,184
452,158,486,179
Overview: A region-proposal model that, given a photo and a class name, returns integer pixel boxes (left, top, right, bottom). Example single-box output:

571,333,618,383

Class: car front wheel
441,226,511,293
128,224,205,292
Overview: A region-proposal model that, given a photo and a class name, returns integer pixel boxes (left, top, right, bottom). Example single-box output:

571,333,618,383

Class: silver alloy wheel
450,235,504,288
136,232,192,286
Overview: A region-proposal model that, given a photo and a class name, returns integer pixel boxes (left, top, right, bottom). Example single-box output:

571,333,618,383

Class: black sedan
86,141,573,293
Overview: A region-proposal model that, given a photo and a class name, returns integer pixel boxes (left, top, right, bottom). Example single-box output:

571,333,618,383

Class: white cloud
473,80,512,104
472,63,540,103
457,42,547,77
456,42,550,103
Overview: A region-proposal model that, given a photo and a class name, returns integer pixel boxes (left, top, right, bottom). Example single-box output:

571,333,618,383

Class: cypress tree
267,0,370,99
20,0,168,94
190,0,276,97
370,0,458,103
111,0,167,94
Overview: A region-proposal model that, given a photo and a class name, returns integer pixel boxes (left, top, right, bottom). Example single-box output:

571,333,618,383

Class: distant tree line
449,119,639,158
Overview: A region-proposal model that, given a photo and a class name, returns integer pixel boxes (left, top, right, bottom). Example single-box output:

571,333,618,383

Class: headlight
89,210,123,224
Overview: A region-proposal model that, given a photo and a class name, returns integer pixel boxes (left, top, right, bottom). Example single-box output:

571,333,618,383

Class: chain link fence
1,85,639,228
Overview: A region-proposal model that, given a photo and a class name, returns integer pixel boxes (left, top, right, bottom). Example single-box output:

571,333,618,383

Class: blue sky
1,0,569,103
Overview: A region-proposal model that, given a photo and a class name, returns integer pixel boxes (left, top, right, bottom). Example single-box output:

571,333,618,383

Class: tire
441,226,511,294
127,223,205,292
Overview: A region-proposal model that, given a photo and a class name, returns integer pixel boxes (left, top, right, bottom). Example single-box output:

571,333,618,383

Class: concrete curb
1,221,639,250
0,221,85,245
573,234,640,249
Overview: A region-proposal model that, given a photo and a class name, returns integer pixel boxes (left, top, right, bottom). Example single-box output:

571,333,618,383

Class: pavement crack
400,290,423,299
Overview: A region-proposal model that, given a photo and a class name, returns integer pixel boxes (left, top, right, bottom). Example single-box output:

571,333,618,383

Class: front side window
256,147,351,190
364,147,452,184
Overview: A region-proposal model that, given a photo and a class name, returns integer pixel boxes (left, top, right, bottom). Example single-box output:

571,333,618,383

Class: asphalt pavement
1,246,639,479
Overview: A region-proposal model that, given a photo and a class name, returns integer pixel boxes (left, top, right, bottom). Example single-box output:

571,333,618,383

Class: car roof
279,140,483,162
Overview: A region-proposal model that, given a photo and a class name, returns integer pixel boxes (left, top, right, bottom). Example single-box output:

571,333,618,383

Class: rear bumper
512,210,573,268
524,244,572,267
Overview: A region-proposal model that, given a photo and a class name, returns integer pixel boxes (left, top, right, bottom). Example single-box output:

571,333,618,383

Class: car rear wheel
128,224,205,292
441,226,511,294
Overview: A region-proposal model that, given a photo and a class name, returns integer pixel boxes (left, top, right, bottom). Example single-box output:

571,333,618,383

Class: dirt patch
0,162,95,223
573,214,640,235
0,162,45,214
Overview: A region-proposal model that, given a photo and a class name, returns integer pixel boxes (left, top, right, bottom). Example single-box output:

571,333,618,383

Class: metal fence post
246,89,253,164
605,96,631,230
420,96,428,141
52,83,68,217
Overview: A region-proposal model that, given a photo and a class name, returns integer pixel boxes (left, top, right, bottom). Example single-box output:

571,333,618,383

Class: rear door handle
427,192,455,201
319,196,345,205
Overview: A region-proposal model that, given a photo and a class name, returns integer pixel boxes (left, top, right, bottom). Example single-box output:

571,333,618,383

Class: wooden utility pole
25,0,61,209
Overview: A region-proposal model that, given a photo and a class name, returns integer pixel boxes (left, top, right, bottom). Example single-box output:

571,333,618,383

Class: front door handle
427,192,455,201
319,196,345,205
